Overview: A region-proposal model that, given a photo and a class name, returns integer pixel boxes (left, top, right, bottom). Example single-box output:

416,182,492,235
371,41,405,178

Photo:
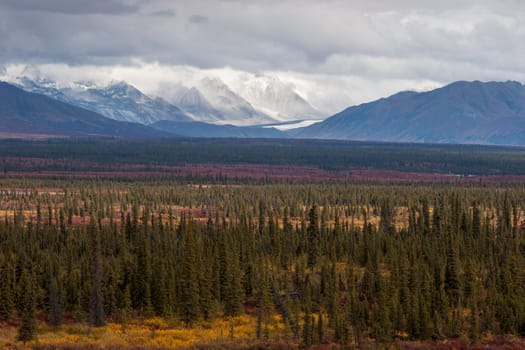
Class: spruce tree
302,308,312,348
180,227,200,326
445,246,461,307
0,262,14,322
89,215,105,327
48,274,63,327
120,285,132,333
317,311,324,345
199,251,214,321
17,269,37,345
307,205,320,269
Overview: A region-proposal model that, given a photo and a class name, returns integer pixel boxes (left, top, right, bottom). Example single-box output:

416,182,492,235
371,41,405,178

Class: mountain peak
107,80,131,88
231,73,323,121
71,80,99,90
299,80,525,145
200,76,226,87
0,82,163,137
445,80,523,90
13,77,191,125
105,80,142,97
15,76,57,89
190,77,278,126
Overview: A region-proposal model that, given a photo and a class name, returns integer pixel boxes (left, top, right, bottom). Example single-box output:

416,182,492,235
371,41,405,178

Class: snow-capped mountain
11,74,325,128
195,77,278,126
14,78,191,125
158,77,280,126
14,77,74,104
0,81,166,138
164,84,227,124
157,74,323,126
231,74,323,121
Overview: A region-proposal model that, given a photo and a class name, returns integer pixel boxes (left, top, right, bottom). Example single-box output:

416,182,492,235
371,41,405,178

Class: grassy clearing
0,315,289,349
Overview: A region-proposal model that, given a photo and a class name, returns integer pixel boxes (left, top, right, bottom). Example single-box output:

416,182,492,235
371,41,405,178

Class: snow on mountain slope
0,81,165,138
157,74,324,126
14,77,73,104
262,119,323,131
14,78,191,125
161,84,226,124
230,74,323,121
195,77,278,126
11,73,325,128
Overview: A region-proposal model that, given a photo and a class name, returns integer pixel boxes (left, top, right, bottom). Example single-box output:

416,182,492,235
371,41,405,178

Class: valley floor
2,139,525,349
2,318,525,349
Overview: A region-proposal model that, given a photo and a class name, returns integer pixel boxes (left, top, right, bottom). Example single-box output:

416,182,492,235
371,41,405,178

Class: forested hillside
2,138,525,175
1,178,525,348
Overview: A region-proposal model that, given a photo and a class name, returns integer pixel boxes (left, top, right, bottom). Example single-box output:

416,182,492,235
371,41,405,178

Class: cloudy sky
1,0,524,114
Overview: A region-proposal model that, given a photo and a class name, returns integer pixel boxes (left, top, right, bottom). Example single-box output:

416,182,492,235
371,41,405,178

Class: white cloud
1,62,446,114
1,1,525,115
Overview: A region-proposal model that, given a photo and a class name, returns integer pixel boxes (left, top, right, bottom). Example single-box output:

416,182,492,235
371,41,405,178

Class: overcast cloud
1,0,524,113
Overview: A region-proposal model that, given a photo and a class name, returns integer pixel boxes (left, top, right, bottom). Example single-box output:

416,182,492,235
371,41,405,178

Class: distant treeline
1,138,525,174
1,179,525,346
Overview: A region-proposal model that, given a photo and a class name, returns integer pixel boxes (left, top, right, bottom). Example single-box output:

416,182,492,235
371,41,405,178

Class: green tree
180,225,200,326
17,269,37,345
48,274,63,327
89,216,105,327
307,206,320,269
0,262,14,322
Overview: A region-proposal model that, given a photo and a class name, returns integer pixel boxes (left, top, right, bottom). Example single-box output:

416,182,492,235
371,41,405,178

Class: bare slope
299,81,525,145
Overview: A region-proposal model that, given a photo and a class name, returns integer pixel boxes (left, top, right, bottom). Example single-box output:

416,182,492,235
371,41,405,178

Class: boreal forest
1,139,525,349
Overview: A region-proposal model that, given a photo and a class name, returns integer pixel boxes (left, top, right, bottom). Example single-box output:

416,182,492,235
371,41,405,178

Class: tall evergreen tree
307,205,320,269
48,274,63,327
0,261,14,322
17,269,37,345
89,215,105,327
180,224,200,326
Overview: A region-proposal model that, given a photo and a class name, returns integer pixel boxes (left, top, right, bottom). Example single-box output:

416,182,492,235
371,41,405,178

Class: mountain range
156,74,324,127
12,75,322,128
299,80,525,145
15,77,191,125
161,78,275,126
0,82,164,138
0,82,287,138
2,78,525,145
230,74,323,122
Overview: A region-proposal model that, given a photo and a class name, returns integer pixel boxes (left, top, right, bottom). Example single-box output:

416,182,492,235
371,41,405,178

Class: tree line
1,180,525,346
2,138,525,174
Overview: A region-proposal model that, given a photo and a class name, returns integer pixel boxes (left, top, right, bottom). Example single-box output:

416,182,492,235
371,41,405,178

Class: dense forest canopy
1,176,525,348
1,138,525,174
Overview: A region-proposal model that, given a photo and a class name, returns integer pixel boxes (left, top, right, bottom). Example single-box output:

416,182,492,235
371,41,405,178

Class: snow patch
263,119,323,131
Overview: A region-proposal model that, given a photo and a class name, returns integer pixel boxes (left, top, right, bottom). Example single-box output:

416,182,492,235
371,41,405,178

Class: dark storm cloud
0,0,524,84
151,9,176,17
188,15,209,24
0,0,151,65
0,0,141,15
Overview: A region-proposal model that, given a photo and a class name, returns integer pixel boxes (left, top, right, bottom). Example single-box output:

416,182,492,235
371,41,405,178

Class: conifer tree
307,205,320,269
48,274,63,327
120,285,132,333
199,257,214,321
445,246,461,307
17,269,37,345
89,215,105,327
180,226,200,326
0,262,14,322
317,311,324,345
302,308,312,348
